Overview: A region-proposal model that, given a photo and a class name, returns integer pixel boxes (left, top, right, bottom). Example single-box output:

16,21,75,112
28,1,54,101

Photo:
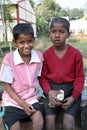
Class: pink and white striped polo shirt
0,49,43,109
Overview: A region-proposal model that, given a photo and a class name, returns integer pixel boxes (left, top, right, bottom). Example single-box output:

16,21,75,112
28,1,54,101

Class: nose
24,42,30,48
55,31,60,37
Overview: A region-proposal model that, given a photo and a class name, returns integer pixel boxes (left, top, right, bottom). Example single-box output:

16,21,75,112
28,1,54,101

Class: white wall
70,19,87,36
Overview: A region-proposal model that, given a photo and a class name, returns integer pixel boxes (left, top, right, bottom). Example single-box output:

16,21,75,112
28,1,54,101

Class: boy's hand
61,96,75,110
48,90,62,107
21,102,36,115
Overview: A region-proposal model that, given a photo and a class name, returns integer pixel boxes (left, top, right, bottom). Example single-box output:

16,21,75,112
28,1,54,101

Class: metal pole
0,0,5,41
0,0,7,42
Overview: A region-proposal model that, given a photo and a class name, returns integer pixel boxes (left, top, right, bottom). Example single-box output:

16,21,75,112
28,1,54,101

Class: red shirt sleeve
39,58,51,95
72,54,84,100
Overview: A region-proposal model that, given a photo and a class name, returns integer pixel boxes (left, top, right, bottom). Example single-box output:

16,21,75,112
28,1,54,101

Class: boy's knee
63,123,75,130
63,114,75,130
36,117,44,129
63,119,75,130
38,119,44,127
45,122,55,130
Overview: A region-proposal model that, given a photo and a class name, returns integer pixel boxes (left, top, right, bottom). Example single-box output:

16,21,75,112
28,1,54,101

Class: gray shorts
2,102,41,129
43,81,81,118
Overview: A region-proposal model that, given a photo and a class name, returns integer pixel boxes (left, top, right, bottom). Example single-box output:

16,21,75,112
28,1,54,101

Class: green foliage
59,9,69,17
69,8,84,20
1,0,14,23
0,41,9,47
34,0,85,36
35,0,61,21
36,17,49,37
0,0,15,42
35,0,62,36
5,5,14,23
0,41,16,57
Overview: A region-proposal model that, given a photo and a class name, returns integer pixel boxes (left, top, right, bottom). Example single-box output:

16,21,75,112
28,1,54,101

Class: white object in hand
57,90,64,101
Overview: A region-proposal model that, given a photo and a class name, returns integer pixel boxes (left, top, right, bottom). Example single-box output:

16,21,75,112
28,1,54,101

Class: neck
54,44,67,51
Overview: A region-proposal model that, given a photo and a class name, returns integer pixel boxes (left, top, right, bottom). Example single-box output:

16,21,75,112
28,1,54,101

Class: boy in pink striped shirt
0,23,44,130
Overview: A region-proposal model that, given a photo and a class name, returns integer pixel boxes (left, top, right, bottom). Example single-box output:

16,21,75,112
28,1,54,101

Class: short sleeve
38,62,43,76
0,63,13,84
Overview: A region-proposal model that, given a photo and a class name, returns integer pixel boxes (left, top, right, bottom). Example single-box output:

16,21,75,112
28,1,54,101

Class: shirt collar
14,49,41,65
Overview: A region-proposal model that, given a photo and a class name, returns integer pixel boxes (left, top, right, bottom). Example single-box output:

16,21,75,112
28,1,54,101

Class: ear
13,39,16,43
67,32,70,38
12,39,17,47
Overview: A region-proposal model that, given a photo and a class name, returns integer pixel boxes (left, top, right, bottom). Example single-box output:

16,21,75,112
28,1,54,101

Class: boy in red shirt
39,17,84,130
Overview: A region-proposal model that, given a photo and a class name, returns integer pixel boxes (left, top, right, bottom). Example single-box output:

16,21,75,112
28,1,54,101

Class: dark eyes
19,41,24,44
19,40,33,44
50,30,65,34
50,30,56,33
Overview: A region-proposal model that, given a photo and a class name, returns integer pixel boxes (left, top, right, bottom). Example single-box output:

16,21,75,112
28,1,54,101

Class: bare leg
10,121,21,130
63,113,75,130
45,115,56,130
31,111,43,130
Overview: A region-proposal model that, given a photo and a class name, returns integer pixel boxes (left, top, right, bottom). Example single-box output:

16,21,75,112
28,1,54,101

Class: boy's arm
72,54,84,100
3,83,36,115
39,59,51,95
4,82,24,107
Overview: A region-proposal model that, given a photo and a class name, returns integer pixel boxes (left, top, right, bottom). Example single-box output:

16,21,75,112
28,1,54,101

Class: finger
30,108,36,112
29,105,36,111
61,106,67,110
48,102,53,107
28,109,36,115
56,102,62,106
27,113,31,115
48,103,55,108
25,111,31,116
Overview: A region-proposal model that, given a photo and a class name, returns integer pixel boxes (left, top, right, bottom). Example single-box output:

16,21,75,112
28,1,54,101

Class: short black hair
13,23,34,40
50,17,70,32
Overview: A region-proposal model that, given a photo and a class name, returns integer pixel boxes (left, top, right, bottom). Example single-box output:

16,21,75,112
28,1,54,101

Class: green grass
35,36,52,52
69,40,87,55
68,39,87,72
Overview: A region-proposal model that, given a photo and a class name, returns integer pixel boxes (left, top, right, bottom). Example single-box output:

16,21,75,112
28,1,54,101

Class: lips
54,40,60,43
55,39,60,41
23,49,30,53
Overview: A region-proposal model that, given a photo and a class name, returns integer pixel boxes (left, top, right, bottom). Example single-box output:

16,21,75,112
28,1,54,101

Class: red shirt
39,44,84,100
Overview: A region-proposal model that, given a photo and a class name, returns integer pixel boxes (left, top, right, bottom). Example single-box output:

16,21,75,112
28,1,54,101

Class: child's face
14,34,35,57
50,23,70,49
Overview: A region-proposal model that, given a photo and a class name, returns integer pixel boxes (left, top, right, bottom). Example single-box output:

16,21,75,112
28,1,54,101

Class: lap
43,82,81,118
2,102,41,129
